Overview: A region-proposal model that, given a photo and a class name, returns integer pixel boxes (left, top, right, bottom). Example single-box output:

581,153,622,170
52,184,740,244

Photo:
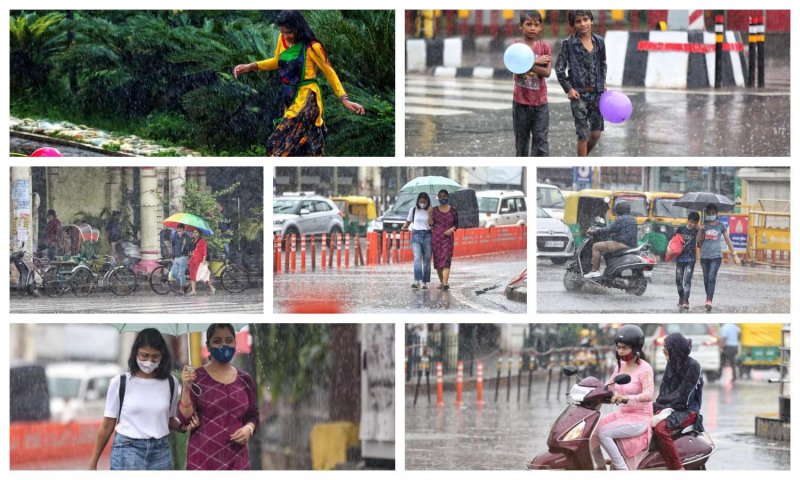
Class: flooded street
274,251,527,314
536,260,790,314
405,75,790,157
405,369,789,470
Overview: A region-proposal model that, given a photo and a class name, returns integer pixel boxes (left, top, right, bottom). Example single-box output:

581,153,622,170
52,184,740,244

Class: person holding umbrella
178,324,259,470
89,328,197,470
188,229,214,296
169,224,192,295
697,204,739,312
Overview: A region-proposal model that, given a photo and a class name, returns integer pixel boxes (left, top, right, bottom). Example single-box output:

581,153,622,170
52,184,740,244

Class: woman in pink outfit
598,325,654,470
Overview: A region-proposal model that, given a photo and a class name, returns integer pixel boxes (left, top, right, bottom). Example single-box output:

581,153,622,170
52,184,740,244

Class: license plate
644,271,653,278
545,241,564,248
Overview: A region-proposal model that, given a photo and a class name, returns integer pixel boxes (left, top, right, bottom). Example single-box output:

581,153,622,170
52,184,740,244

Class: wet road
536,260,790,314
273,251,527,314
9,288,264,314
405,75,790,157
405,369,789,470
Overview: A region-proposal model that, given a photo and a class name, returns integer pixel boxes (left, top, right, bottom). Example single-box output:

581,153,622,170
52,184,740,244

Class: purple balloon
599,91,632,124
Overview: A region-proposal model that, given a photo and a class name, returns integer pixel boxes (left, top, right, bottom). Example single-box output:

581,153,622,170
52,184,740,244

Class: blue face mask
210,345,235,363
706,214,717,221
439,198,449,205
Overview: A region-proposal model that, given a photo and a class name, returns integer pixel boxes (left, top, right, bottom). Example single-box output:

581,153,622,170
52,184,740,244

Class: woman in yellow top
233,11,365,157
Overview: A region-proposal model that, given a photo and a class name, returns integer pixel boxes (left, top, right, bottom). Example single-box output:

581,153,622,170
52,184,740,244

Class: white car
536,206,574,264
537,183,566,220
477,190,527,228
273,195,344,240
642,324,721,382
46,362,122,423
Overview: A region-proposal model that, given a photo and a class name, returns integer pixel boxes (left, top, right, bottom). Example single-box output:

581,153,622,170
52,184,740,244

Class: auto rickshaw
331,196,377,236
738,323,784,378
640,192,691,257
563,190,649,247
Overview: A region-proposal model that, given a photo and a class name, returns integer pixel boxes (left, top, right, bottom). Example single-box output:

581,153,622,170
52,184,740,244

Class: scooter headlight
561,420,586,442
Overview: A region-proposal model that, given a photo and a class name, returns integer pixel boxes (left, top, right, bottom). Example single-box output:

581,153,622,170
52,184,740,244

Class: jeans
512,102,549,157
675,261,695,301
410,230,432,283
700,257,722,300
110,433,171,470
171,256,188,289
598,421,648,470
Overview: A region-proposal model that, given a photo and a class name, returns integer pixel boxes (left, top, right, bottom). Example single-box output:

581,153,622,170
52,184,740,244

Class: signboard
573,167,592,188
12,179,32,247
720,214,749,251
754,227,790,251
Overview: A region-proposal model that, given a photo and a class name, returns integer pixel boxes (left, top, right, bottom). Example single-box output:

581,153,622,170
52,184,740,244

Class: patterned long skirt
267,92,326,157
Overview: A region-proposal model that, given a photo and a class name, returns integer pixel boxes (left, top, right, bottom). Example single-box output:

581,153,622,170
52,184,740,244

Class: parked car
642,324,721,382
477,190,527,228
10,362,50,422
537,183,566,220
536,206,574,264
273,194,344,241
46,362,122,423
374,177,479,233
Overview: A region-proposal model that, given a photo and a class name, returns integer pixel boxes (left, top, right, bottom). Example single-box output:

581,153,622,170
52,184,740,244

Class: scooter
10,242,40,297
563,218,657,296
527,366,715,470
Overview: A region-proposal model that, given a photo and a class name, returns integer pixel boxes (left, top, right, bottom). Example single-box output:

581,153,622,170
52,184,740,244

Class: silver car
643,323,722,382
273,196,344,240
536,206,574,264
477,190,527,228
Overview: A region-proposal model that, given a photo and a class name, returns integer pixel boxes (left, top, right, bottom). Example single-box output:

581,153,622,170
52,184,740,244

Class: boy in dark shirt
555,10,607,157
675,212,700,310
512,11,552,157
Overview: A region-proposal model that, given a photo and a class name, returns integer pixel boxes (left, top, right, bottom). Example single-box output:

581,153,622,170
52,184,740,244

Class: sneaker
705,299,713,312
208,285,216,295
411,282,419,289
168,271,174,281
682,301,690,311
443,284,449,291
584,271,602,279
421,283,428,289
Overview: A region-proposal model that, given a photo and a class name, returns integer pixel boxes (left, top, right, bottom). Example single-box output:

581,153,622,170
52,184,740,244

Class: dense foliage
11,10,395,156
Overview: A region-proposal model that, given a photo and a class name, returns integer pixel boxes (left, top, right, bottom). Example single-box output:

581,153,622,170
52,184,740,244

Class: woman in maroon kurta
428,189,459,290
179,324,258,470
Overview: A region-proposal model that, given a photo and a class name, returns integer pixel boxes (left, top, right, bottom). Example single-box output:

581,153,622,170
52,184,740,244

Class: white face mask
419,202,428,209
137,359,160,374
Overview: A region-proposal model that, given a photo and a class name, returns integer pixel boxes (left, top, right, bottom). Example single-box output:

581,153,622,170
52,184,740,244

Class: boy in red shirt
512,11,552,157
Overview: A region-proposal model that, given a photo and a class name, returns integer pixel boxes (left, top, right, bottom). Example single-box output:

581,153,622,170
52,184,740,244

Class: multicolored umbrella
163,212,213,235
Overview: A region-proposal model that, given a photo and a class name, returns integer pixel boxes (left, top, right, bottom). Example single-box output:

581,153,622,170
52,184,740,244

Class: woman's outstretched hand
233,63,255,79
342,99,365,115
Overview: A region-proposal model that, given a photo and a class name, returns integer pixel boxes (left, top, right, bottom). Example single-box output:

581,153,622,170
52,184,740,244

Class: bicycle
149,254,249,295
91,255,138,296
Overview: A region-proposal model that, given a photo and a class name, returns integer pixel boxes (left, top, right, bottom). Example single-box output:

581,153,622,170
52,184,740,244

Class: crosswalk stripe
405,95,510,110
406,85,513,101
405,106,472,116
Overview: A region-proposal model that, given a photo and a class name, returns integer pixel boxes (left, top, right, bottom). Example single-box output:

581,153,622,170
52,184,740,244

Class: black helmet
615,324,644,350
613,201,630,216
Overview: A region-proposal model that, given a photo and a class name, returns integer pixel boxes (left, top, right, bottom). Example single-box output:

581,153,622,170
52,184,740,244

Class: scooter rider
584,202,638,279
652,332,704,470
597,325,654,470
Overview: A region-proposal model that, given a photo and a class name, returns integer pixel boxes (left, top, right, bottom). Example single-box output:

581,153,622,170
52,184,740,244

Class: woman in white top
401,192,433,288
89,328,197,470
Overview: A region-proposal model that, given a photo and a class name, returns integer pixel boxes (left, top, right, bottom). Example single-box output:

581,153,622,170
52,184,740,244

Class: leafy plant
182,180,239,255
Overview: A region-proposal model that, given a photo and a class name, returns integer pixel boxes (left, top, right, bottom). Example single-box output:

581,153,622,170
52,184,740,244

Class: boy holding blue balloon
511,11,552,157
555,10,607,156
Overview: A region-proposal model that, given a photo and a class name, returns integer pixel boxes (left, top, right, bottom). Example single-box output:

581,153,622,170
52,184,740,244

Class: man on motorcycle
584,201,638,279
652,332,704,470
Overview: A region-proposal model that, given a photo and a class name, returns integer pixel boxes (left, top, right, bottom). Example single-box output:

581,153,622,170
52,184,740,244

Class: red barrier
455,361,464,405
290,234,296,273
366,225,526,266
321,233,327,270
11,420,110,468
300,235,306,272
274,235,282,273
436,361,444,406
476,361,484,405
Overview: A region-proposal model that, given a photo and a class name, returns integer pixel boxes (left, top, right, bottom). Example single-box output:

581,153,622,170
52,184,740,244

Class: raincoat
654,333,704,429
601,359,654,458
256,35,347,127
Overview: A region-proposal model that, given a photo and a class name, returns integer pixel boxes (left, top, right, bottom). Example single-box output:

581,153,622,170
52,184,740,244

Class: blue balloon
599,91,633,124
504,43,535,75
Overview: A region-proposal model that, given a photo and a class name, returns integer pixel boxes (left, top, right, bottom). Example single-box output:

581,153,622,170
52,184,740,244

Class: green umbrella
400,176,463,195
111,323,247,365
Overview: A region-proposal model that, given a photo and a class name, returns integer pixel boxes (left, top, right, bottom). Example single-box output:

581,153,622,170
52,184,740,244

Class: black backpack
117,374,176,423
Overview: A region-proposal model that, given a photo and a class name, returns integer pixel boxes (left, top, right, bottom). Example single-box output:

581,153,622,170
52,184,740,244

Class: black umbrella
674,192,736,212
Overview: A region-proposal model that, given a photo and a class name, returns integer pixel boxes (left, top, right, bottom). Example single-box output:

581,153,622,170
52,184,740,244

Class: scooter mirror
613,374,631,385
562,366,578,376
